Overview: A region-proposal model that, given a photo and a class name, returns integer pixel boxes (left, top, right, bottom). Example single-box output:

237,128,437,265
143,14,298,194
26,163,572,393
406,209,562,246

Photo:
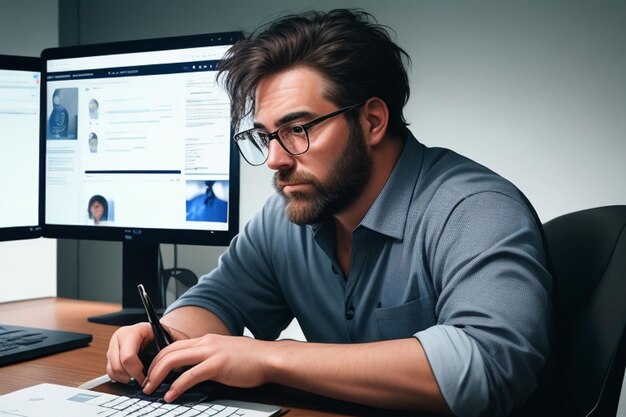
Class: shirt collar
359,132,424,240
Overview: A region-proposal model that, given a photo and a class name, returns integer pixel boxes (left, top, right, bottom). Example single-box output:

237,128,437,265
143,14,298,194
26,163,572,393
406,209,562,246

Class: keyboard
91,392,262,416
0,382,283,417
0,324,92,366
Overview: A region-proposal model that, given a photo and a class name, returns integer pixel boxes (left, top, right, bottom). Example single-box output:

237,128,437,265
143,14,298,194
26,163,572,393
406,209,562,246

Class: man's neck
333,134,405,277
333,134,405,233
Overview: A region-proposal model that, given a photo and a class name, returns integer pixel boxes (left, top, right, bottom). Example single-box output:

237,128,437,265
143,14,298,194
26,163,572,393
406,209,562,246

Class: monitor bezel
40,32,242,247
0,54,43,242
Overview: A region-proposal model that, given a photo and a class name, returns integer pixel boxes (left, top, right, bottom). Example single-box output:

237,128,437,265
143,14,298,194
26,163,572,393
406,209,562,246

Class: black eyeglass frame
233,102,365,166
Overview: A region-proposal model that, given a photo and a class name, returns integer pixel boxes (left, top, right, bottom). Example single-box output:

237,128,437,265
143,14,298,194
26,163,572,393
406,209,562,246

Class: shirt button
346,306,355,320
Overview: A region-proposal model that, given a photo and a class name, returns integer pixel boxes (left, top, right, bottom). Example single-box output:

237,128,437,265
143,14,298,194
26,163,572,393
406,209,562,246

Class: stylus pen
137,284,173,351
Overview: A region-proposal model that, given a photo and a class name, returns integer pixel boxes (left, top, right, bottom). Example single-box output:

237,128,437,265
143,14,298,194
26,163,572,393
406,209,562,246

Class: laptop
0,382,282,416
0,324,92,367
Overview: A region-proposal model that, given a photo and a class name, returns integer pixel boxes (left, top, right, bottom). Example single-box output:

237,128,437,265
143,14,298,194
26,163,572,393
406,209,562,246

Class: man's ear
361,97,389,147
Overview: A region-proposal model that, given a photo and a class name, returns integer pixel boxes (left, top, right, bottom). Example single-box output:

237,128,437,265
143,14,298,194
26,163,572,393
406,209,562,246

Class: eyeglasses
233,102,364,166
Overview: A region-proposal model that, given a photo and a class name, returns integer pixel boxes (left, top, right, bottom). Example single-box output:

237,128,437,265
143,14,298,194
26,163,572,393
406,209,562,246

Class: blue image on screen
186,180,228,223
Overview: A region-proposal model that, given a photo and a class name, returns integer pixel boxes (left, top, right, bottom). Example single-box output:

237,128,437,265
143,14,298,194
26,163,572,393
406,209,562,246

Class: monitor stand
88,240,164,326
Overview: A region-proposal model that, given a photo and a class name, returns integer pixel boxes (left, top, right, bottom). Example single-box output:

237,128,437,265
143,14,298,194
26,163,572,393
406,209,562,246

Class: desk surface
0,298,423,417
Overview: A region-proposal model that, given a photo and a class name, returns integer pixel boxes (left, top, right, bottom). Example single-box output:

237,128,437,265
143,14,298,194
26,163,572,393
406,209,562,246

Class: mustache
273,169,323,192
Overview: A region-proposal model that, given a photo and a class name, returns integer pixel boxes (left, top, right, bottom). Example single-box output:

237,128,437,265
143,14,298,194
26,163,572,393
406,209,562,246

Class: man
107,9,551,416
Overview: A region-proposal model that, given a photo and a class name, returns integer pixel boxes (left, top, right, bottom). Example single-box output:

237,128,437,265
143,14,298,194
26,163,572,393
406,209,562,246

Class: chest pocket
374,296,436,340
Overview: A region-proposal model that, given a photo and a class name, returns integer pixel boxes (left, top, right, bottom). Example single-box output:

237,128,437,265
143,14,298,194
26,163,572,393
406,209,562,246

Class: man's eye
290,125,305,135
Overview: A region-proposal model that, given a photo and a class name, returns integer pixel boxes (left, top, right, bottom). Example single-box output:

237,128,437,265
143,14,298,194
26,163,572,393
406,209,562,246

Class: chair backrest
543,205,626,416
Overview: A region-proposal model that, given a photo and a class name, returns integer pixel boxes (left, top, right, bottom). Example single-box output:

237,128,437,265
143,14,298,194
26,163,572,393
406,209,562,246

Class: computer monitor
0,55,42,242
41,33,241,325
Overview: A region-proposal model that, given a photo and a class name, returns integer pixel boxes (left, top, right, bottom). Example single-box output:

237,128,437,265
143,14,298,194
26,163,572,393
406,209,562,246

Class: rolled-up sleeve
416,325,489,416
416,191,551,416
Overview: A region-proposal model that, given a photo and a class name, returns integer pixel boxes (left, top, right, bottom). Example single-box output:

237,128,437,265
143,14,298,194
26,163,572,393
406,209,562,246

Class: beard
273,118,372,225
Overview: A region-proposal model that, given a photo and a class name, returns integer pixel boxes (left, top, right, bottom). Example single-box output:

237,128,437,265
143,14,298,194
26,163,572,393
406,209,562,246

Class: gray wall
0,0,58,55
56,0,626,303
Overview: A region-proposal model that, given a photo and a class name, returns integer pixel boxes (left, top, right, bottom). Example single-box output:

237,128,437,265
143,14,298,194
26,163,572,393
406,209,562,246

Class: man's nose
266,139,295,171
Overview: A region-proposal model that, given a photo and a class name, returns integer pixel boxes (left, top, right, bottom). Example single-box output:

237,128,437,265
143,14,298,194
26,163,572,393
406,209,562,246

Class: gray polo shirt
168,133,551,417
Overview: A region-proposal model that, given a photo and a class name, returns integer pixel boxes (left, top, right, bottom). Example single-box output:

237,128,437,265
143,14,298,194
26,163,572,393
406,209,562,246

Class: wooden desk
0,298,423,417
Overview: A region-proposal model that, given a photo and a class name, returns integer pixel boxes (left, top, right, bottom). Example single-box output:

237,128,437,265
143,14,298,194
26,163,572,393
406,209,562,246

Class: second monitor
41,33,242,325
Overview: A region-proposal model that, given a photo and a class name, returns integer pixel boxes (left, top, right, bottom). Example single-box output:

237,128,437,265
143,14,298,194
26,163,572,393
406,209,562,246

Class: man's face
254,67,371,225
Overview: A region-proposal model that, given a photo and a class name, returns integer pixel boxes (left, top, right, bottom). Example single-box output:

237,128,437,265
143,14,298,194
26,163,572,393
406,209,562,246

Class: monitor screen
41,33,241,324
0,55,42,242
42,34,240,243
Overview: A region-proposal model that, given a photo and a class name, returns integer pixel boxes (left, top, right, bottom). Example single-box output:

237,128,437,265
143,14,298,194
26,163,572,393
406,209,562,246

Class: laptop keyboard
0,324,92,366
94,395,245,416
0,328,48,353
76,379,246,417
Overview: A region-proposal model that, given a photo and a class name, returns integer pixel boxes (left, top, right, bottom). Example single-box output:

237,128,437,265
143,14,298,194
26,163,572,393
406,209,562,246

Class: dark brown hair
217,9,411,138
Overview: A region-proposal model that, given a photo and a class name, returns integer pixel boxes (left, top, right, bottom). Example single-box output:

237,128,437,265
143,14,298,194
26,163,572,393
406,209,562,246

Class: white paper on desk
0,383,115,417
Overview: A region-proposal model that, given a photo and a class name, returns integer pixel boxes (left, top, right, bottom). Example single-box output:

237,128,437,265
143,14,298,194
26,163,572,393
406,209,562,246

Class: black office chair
543,205,626,416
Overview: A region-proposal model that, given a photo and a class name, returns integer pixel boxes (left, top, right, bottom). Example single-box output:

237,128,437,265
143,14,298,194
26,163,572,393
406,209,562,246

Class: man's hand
106,306,232,389
106,322,155,385
142,334,273,403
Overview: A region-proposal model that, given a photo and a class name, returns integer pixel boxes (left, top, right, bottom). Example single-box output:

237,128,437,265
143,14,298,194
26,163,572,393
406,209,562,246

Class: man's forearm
160,307,449,413
161,305,231,339
265,337,451,414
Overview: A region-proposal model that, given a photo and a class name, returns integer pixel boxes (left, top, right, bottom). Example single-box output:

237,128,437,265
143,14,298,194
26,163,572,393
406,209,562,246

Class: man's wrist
262,339,299,384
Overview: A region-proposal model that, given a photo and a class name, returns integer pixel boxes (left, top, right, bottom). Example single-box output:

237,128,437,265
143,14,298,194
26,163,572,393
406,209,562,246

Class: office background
1,1,625,311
